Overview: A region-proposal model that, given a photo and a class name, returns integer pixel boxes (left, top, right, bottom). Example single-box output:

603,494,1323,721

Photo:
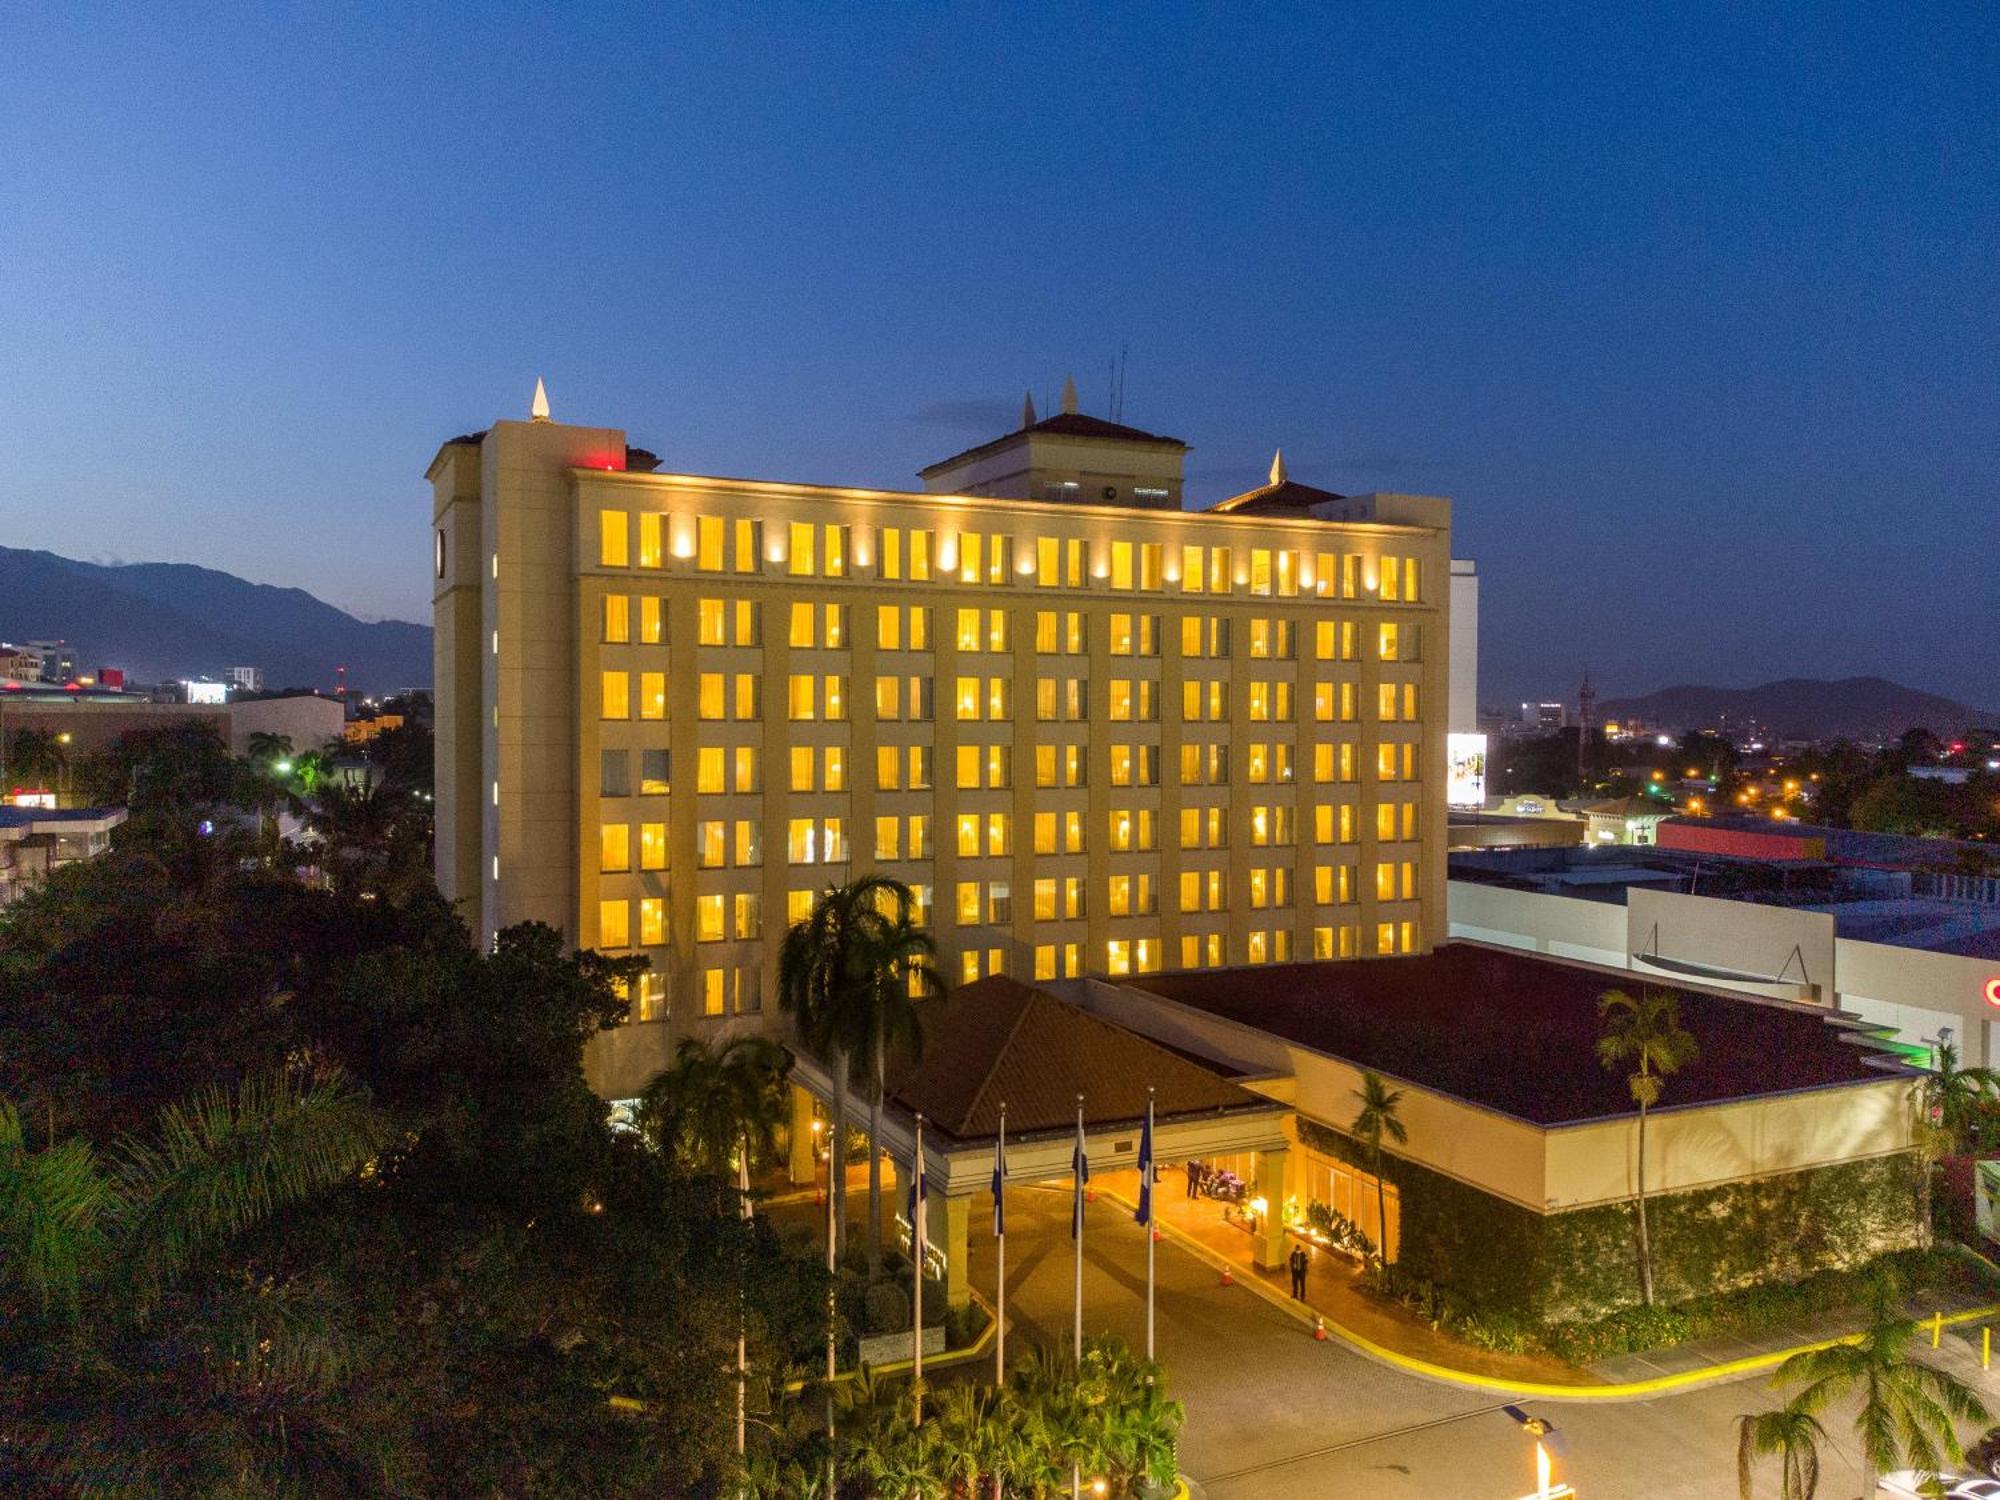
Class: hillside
0,546,431,693
1597,676,1997,741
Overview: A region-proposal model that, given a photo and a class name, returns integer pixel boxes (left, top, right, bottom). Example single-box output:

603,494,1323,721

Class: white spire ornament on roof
1269,448,1287,486
1060,375,1078,415
530,378,551,422
1022,390,1037,428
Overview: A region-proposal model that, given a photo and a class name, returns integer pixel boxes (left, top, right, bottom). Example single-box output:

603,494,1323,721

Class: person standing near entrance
1288,1242,1309,1299
1185,1159,1202,1198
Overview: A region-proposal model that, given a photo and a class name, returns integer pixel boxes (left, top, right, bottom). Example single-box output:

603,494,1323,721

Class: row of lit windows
650,601,1416,667
597,797,1417,870
599,509,1424,601
605,668,1418,729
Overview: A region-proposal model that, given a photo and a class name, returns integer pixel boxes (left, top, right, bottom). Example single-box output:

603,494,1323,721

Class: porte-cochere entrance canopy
787,976,1292,1303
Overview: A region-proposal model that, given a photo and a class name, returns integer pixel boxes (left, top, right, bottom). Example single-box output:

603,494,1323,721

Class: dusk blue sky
2,4,1994,708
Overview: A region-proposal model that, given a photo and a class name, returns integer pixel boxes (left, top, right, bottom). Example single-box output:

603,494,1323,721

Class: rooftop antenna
530,377,551,422
1114,343,1129,423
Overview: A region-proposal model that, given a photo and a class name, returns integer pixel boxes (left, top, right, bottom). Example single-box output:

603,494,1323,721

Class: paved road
973,1185,2000,1499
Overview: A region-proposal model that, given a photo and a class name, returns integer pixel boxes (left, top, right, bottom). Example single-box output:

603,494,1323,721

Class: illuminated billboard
1446,732,1488,808
183,680,228,705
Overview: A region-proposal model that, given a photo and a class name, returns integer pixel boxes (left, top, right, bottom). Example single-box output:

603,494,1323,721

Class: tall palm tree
1772,1270,1989,1496
1596,987,1699,1306
1924,1039,2000,1150
852,902,941,1275
1350,1071,1407,1284
245,731,294,767
637,1036,791,1177
1737,1401,1826,1499
778,875,939,1269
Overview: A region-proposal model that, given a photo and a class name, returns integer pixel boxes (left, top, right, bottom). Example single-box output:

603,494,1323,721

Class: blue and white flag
1071,1121,1090,1239
1135,1105,1154,1227
906,1151,928,1242
992,1129,1007,1237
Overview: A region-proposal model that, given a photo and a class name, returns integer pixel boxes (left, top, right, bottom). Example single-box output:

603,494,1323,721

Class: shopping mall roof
1122,943,1914,1127
881,975,1275,1146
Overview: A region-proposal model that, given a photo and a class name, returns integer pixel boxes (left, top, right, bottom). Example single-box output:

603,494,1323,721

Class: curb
1101,1189,2000,1401
781,1286,1002,1393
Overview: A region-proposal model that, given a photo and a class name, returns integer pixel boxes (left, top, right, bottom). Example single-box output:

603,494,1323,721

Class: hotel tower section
430,399,1454,1101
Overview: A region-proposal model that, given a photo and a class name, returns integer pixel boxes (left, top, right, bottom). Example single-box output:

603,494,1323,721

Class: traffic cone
1151,1227,1163,1243
1219,1267,1234,1287
1313,1315,1328,1341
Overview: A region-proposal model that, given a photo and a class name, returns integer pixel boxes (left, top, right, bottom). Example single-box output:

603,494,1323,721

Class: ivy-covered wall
1294,1116,1921,1323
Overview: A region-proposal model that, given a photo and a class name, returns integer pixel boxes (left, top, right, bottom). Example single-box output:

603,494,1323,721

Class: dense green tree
638,1035,792,1175
1597,987,1699,1306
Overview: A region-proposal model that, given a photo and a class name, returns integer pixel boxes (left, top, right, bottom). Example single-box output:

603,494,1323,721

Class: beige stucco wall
1626,887,1834,1001
1447,879,1626,967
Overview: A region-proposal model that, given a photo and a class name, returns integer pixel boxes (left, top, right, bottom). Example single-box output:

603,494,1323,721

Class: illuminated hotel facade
429,391,1454,1097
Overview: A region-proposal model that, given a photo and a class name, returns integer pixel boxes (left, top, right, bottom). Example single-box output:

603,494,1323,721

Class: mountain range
0,546,431,693
1596,677,1998,741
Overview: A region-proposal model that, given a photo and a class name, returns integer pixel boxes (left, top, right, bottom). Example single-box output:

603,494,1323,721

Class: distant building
0,686,344,756
1577,794,1676,846
227,665,264,693
342,713,405,745
26,641,76,683
0,805,126,906
1521,701,1566,732
0,645,39,682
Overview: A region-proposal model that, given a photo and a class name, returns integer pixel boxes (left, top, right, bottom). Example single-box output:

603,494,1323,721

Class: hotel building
429,388,1454,1098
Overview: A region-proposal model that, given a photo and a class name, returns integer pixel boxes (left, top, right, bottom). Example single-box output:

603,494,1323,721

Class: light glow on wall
1984,978,2000,1009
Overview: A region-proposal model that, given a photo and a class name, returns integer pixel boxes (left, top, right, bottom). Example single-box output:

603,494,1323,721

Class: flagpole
737,1137,751,1459
824,1110,835,1492
912,1113,925,1427
1145,1087,1156,1362
995,1103,1007,1387
1073,1093,1084,1365
1073,1092,1084,1500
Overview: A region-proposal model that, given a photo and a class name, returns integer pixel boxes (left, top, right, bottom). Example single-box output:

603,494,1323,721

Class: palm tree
852,901,942,1274
1924,1039,2000,1151
1737,1401,1826,1499
6,726,67,794
637,1035,792,1177
1350,1071,1407,1284
1596,987,1699,1305
0,1066,387,1487
1771,1269,1989,1495
245,731,294,767
778,874,939,1268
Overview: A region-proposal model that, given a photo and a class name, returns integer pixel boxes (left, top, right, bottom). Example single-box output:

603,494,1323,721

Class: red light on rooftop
1986,978,2000,1009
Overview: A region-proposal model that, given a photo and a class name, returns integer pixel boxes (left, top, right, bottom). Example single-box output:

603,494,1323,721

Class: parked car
1878,1472,2000,1499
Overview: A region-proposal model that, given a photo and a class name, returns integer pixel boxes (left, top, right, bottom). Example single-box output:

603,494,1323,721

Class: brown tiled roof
883,975,1269,1144
1208,478,1347,516
1129,944,1913,1126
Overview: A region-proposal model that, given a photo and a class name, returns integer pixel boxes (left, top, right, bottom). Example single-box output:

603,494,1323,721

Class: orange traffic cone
1151,1227,1163,1243
1219,1267,1234,1287
1313,1316,1328,1341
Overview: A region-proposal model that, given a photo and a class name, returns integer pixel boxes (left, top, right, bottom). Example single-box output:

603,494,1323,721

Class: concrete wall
1448,559,1477,736
1627,887,1834,1002
1454,877,2000,1066
222,695,346,756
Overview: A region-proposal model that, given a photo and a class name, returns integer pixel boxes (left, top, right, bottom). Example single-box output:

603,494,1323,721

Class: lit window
599,824,630,873
697,673,724,720
601,671,630,720
640,823,667,870
788,521,815,576
603,595,630,643
599,510,629,567
640,671,666,721
698,821,726,868
640,513,665,569
695,515,723,571
598,899,630,948
640,897,665,946
697,894,726,942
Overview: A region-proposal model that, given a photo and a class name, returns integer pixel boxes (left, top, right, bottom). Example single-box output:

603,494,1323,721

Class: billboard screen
184,680,228,705
1446,732,1488,808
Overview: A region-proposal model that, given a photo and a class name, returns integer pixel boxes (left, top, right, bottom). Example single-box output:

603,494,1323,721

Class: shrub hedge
1294,1116,1924,1323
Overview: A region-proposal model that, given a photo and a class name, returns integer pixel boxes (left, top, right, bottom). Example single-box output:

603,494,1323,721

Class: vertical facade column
934,1192,971,1307
1252,1145,1290,1269
787,1083,818,1185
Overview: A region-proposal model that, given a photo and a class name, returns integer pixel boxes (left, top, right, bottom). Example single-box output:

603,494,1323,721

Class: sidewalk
1094,1170,1594,1389
1100,1170,2000,1400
